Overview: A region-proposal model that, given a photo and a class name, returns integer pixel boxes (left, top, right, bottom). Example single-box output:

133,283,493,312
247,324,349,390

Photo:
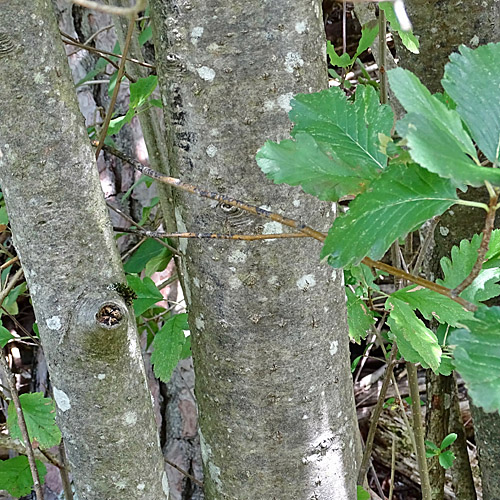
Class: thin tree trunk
394,1,500,498
0,2,168,499
150,0,361,498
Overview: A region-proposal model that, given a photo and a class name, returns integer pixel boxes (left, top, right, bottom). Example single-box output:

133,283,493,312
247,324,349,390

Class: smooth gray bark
395,2,499,499
0,2,168,499
150,1,361,498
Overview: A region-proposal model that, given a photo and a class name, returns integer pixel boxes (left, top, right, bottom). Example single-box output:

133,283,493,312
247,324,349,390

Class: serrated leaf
130,75,158,109
126,275,163,316
439,450,456,469
379,2,419,54
387,297,441,371
389,68,500,188
151,314,190,382
391,286,472,327
0,456,46,497
321,162,457,267
0,322,13,347
257,85,393,201
442,43,500,164
290,85,393,169
449,305,500,412
124,238,166,273
346,288,375,343
8,393,61,449
437,234,500,304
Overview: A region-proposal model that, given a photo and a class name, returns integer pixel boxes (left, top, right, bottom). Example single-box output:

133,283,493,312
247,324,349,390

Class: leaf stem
451,190,499,296
407,362,432,500
454,199,489,210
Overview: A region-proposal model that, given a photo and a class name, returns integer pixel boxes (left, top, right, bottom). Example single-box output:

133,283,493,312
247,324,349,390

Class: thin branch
114,226,309,241
389,434,396,500
0,306,41,347
1,356,44,500
100,144,478,312
378,6,388,105
0,256,19,271
61,34,154,71
94,16,136,159
58,440,74,500
412,216,440,275
407,362,432,500
165,458,203,488
452,190,499,296
68,0,147,16
357,346,398,485
107,202,180,255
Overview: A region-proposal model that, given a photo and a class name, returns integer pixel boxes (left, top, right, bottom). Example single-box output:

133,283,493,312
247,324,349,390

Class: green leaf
439,450,456,469
321,162,457,267
391,286,472,327
440,433,457,450
390,68,500,188
151,314,190,382
2,281,27,316
387,297,441,372
357,485,370,500
149,98,163,109
425,440,440,454
126,275,164,317
107,108,135,136
8,393,61,448
138,25,153,46
437,234,500,304
144,248,172,277
353,20,379,60
0,205,8,224
326,41,353,68
124,238,167,274
379,2,419,54
346,288,375,343
257,85,393,201
0,322,13,347
0,456,46,497
442,43,500,165
449,305,500,412
130,75,158,109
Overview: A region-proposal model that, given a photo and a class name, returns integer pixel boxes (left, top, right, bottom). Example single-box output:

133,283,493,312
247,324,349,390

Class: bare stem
68,0,147,16
407,362,432,500
357,346,398,485
165,458,203,488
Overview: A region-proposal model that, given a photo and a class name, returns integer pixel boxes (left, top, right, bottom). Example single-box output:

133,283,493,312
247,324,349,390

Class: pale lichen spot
263,221,283,235
293,199,301,207
296,274,316,291
302,414,309,420
97,373,106,380
193,277,201,288
470,34,480,47
263,99,275,111
174,207,189,254
136,483,146,491
199,430,223,489
190,26,204,45
195,316,205,330
295,21,307,34
34,72,45,84
440,226,450,237
197,66,216,81
228,275,242,290
330,340,338,356
277,92,294,112
53,387,71,412
228,249,247,263
162,471,170,497
284,52,304,73
46,316,61,330
206,144,218,157
123,411,138,426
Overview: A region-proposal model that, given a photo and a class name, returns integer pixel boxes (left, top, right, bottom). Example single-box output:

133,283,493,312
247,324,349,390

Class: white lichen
46,316,61,330
330,340,338,356
206,144,218,157
197,66,216,81
228,249,247,263
190,26,204,45
296,274,316,291
284,52,304,73
277,92,294,112
53,387,71,412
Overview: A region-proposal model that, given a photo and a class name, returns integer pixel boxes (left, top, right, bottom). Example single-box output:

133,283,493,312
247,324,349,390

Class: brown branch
0,256,19,271
357,346,398,485
452,191,499,297
114,226,309,241
60,33,136,82
94,16,136,159
100,144,478,312
165,458,203,488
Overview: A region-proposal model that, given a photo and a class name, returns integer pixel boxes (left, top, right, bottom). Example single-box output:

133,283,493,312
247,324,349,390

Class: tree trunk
150,0,361,498
394,2,500,498
0,2,168,499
